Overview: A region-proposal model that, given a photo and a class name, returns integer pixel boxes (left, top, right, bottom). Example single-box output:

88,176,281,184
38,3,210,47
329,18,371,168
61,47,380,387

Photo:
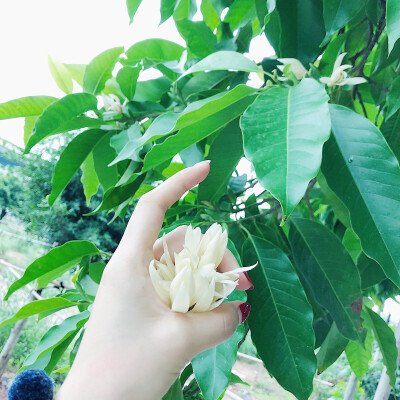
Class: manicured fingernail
238,302,251,324
243,272,254,290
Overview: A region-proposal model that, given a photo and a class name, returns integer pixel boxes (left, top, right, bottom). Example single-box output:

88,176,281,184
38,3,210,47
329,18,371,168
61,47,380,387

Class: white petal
340,77,367,86
192,278,215,312
149,261,171,305
162,234,175,270
319,77,332,84
333,52,347,71
171,281,190,313
277,58,307,79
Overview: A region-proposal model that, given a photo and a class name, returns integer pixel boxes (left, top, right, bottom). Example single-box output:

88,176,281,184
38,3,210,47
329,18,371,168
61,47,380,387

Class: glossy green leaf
21,311,90,371
83,47,124,95
24,116,38,146
358,253,386,289
321,105,400,289
200,0,219,31
116,65,141,100
321,0,365,46
127,0,142,23
381,111,400,162
345,332,373,380
176,20,216,58
0,96,57,120
92,133,119,192
363,307,398,386
0,298,79,328
243,235,316,400
275,0,325,66
317,323,348,373
124,39,184,65
25,93,98,153
182,51,260,78
4,241,101,299
387,0,400,53
143,85,255,171
198,119,243,201
241,78,330,220
342,229,362,263
289,218,363,341
161,0,179,23
80,152,99,206
162,378,184,400
173,0,197,21
48,56,73,94
192,325,245,400
49,129,105,205
386,76,400,120
109,123,142,165
224,0,256,30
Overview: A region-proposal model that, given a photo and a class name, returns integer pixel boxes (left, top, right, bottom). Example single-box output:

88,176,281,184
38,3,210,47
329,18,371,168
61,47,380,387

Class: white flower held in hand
149,223,256,313
319,52,367,87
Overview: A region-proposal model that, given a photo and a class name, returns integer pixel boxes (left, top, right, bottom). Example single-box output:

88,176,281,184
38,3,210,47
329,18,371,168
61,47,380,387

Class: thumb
185,301,251,356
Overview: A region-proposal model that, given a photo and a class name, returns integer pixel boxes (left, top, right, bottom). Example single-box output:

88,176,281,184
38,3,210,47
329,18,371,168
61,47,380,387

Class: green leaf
143,85,255,171
160,0,179,23
345,332,373,380
358,253,386,289
4,241,101,299
162,378,184,400
317,323,348,373
21,311,90,372
198,119,243,201
109,123,142,165
275,0,325,66
386,76,400,120
0,298,79,328
116,65,141,100
387,0,400,53
182,51,260,78
363,307,398,386
381,111,400,162
92,133,119,192
134,77,172,102
49,129,105,205
176,20,216,58
241,78,330,220
200,0,220,31
321,105,400,289
242,235,316,400
321,0,365,46
192,325,245,400
48,56,73,94
342,229,362,263
24,116,38,146
127,0,142,24
173,0,197,21
25,93,98,153
289,218,363,341
224,0,256,30
83,47,124,95
0,96,57,120
80,152,99,206
64,64,86,86
124,39,184,65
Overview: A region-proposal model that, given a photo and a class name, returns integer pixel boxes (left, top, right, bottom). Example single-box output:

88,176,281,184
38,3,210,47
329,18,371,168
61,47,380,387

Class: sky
0,0,272,148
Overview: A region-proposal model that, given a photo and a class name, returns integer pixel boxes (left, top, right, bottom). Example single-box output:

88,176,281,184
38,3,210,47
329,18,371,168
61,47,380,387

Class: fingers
184,301,250,356
120,161,210,257
218,250,254,291
153,226,188,261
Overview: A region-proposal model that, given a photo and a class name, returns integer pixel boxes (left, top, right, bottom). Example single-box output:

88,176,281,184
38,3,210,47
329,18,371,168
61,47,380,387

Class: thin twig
304,193,315,221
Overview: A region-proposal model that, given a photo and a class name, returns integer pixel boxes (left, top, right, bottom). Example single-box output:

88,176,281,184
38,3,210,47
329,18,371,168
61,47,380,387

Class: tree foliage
1,0,400,398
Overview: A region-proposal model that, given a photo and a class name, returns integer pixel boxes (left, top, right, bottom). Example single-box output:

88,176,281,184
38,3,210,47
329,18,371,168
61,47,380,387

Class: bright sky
0,0,272,148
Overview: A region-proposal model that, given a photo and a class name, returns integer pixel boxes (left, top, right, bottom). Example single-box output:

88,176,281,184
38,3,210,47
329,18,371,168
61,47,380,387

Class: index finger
121,160,210,254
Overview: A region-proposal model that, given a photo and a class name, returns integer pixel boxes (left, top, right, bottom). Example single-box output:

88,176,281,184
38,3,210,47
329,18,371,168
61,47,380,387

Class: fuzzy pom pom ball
8,369,53,400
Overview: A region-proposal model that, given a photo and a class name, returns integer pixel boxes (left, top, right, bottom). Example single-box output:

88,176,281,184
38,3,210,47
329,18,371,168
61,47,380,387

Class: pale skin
55,160,252,400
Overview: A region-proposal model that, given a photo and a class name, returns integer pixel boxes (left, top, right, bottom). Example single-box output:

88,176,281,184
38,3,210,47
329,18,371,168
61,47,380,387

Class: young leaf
24,93,98,153
48,56,73,94
116,65,141,100
49,129,105,205
192,325,245,400
160,0,179,24
83,47,124,95
321,105,400,290
345,332,373,380
241,78,331,220
289,218,363,341
80,152,100,206
127,0,142,24
0,96,57,120
242,235,316,400
4,241,101,299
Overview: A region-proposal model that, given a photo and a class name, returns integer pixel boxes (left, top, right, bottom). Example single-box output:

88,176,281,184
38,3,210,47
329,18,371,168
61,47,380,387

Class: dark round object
8,369,54,400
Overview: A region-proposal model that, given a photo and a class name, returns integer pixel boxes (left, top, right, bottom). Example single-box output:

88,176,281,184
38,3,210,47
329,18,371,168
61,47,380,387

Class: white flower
149,223,257,313
319,53,367,87
277,58,308,80
101,94,123,113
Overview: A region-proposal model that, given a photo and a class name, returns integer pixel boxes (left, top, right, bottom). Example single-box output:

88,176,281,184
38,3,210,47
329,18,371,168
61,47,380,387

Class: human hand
55,161,252,400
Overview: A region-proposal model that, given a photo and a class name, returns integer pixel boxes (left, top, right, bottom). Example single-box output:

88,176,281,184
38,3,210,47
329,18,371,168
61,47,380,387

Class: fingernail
243,272,254,290
238,302,251,324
